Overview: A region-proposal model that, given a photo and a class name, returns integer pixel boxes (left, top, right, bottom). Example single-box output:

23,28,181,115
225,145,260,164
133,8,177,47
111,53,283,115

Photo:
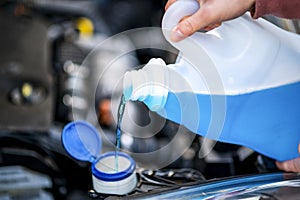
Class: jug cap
62,120,102,163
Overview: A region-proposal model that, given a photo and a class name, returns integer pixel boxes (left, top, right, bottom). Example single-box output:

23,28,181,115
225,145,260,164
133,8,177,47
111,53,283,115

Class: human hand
276,157,300,173
165,0,256,42
276,144,300,173
276,144,300,172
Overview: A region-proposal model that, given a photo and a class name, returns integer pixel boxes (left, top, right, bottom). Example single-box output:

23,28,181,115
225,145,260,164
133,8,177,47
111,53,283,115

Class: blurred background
0,0,299,199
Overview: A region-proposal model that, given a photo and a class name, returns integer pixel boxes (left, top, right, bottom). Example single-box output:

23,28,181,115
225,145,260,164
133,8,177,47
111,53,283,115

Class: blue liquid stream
115,95,126,172
142,82,300,161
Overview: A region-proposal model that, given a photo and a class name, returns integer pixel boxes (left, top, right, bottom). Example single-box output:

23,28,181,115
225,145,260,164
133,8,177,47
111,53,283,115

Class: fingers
166,0,256,42
170,6,217,42
170,18,194,42
166,0,209,42
276,157,300,173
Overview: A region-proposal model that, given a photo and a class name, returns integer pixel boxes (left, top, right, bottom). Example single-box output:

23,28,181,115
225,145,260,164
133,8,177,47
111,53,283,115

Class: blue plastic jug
123,0,300,161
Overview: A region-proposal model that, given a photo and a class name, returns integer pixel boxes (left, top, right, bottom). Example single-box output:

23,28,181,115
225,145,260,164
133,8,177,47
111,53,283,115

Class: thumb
170,18,194,42
170,9,211,42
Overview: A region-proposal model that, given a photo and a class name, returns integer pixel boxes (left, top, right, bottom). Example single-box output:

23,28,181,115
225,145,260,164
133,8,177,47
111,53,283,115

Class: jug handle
161,0,217,72
162,0,200,43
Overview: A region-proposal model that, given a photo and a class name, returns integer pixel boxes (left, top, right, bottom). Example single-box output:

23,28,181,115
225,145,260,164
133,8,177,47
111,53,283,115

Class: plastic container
91,152,137,195
123,0,300,161
62,120,137,195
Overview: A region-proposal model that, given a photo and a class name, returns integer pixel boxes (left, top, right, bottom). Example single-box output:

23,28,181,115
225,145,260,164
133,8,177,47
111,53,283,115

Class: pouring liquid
115,94,126,171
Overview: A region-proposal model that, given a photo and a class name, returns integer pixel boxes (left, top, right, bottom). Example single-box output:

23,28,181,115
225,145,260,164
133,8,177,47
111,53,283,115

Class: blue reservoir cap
62,120,102,163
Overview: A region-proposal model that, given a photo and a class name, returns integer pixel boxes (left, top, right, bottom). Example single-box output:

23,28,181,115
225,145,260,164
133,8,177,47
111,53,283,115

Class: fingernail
170,26,185,42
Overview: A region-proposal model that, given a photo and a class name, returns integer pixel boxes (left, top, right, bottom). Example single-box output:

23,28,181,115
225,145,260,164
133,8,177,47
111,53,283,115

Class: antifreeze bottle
123,0,300,161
